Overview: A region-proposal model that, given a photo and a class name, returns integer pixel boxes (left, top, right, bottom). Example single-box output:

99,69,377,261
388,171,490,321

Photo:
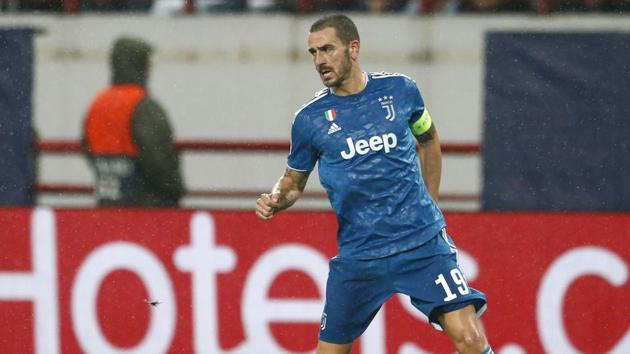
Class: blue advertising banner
0,28,36,205
483,32,630,210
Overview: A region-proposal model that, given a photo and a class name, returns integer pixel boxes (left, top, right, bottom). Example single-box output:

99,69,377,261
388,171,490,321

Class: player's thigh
320,256,391,344
316,339,353,354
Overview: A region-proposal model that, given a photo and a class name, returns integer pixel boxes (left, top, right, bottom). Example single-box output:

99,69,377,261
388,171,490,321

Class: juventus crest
379,95,396,121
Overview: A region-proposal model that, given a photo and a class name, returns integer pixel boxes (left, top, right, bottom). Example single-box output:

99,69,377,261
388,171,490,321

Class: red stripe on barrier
35,183,479,202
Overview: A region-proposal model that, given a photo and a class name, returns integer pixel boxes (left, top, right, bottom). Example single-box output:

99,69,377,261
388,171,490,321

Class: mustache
318,66,333,73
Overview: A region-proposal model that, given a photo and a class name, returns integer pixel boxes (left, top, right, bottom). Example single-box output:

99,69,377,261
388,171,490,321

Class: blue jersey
288,72,445,259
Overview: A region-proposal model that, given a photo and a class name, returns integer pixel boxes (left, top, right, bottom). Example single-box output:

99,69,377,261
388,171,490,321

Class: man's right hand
255,193,280,221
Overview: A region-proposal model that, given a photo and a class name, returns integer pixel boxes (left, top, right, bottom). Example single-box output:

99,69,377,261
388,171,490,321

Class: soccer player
255,14,493,354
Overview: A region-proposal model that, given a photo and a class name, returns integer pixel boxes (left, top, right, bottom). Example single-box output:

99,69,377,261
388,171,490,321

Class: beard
319,50,352,88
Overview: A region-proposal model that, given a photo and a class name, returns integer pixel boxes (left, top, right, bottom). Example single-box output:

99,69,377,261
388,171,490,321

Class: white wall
1,14,628,209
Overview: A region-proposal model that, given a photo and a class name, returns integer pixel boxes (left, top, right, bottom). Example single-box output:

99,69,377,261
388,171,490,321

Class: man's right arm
256,168,310,220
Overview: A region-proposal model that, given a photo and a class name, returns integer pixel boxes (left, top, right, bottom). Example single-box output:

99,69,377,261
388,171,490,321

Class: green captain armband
410,109,433,136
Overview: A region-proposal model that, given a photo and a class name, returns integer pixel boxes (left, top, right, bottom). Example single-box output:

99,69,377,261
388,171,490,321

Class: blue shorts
319,229,487,344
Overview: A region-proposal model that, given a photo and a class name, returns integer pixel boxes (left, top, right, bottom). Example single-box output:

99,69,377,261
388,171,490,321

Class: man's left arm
132,97,185,203
410,109,442,201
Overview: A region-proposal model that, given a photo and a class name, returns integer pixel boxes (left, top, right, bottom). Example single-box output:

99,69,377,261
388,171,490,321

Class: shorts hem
318,334,356,345
428,298,488,331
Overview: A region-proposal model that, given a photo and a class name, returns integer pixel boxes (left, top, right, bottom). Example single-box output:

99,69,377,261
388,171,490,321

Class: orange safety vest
85,84,146,156
84,85,147,205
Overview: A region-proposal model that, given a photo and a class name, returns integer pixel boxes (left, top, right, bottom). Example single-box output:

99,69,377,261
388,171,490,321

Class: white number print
435,268,470,302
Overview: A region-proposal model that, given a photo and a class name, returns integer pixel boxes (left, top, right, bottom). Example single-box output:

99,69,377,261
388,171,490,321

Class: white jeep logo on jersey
340,133,397,159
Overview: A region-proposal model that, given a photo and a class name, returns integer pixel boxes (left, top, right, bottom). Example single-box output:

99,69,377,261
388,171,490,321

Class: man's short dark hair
310,14,360,45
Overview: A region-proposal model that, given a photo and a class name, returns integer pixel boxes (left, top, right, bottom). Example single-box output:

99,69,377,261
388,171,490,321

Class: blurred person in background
82,36,185,207
151,0,366,13
12,0,63,11
412,0,534,12
311,0,365,11
81,0,129,11
2,0,150,12
551,0,629,11
457,0,535,12
364,0,413,12
256,14,493,354
251,0,366,12
151,0,245,14
80,0,154,11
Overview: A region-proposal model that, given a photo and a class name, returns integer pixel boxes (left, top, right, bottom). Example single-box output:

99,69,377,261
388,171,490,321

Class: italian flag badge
324,108,336,121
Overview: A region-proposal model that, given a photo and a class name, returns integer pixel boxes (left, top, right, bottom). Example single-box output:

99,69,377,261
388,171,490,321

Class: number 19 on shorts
435,269,470,301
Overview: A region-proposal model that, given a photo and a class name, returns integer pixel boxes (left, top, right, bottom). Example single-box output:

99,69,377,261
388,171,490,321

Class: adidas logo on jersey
327,123,342,135
340,133,397,160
